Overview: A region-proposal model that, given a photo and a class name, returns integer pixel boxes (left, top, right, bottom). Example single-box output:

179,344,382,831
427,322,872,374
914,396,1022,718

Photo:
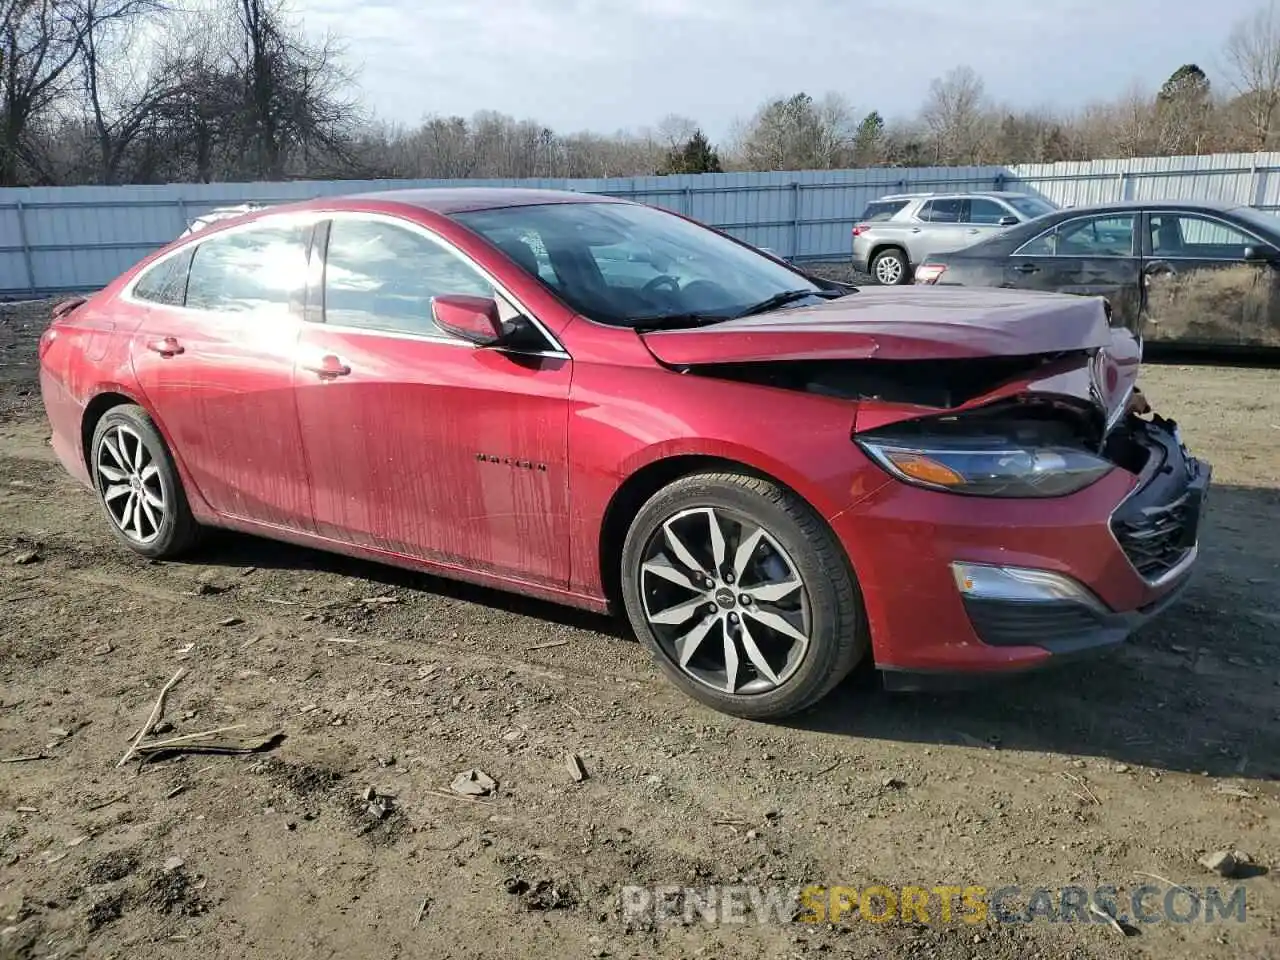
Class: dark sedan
913,199,1280,352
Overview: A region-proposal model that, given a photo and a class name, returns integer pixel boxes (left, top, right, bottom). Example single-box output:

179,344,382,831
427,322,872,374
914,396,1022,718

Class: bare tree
1223,0,1280,149
731,91,855,170
920,65,989,164
1,0,81,183
71,0,174,183
224,0,360,179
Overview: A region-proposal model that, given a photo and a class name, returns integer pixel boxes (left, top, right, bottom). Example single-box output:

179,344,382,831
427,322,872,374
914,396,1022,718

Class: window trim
121,210,325,314
1141,209,1269,261
1011,212,1139,259
317,210,569,359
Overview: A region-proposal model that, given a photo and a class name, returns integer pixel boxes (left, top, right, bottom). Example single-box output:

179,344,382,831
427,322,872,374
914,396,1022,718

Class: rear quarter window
858,200,908,222
132,249,193,306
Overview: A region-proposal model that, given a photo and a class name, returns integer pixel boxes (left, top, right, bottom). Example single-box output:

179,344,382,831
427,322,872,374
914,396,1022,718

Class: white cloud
294,0,1267,138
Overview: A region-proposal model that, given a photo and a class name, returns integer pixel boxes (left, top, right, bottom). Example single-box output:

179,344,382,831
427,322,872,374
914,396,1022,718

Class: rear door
1003,212,1142,329
913,198,974,261
1140,209,1280,349
129,218,317,530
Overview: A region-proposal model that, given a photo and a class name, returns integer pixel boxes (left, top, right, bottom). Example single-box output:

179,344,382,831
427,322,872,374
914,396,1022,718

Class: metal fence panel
8,151,1280,295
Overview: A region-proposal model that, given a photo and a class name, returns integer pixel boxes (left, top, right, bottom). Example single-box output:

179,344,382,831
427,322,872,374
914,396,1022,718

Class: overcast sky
297,0,1269,139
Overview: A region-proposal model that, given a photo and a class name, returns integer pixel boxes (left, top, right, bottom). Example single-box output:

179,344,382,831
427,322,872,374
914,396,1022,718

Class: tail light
38,326,57,360
851,223,871,237
914,264,947,284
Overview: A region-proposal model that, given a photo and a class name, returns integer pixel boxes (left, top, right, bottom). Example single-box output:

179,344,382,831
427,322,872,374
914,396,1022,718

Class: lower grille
1110,489,1196,580
961,597,1105,647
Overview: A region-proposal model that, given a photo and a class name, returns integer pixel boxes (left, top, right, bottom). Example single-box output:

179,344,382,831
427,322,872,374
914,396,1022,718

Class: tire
619,471,867,720
870,248,910,285
89,404,200,559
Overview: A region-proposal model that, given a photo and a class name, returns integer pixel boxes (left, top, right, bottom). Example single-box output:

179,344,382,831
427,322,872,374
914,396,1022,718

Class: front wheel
620,471,867,720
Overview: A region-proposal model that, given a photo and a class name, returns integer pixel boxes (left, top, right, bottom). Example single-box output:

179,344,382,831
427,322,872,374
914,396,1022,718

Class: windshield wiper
734,288,842,319
631,313,732,332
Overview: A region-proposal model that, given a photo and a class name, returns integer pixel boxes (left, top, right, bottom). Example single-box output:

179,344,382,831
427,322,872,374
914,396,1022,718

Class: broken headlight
857,433,1113,497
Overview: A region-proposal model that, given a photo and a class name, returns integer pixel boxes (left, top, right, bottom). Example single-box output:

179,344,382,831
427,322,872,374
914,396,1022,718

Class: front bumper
830,414,1210,682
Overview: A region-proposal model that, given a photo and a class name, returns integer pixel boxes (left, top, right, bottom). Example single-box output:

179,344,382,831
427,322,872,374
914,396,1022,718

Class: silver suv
851,191,1057,284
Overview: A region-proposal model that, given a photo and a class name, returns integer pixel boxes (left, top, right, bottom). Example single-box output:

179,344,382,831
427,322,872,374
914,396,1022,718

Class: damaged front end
680,333,1210,596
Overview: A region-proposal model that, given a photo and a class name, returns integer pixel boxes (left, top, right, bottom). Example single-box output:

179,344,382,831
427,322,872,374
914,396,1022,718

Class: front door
294,213,572,588
1140,210,1280,349
1002,212,1142,330
129,219,316,531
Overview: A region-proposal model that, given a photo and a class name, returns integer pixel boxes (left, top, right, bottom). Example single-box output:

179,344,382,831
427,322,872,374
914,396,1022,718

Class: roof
1054,198,1241,214
874,191,1042,201
342,186,622,214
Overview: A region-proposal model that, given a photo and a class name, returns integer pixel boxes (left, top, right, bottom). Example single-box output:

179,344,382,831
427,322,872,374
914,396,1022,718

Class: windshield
1004,196,1057,219
450,201,830,328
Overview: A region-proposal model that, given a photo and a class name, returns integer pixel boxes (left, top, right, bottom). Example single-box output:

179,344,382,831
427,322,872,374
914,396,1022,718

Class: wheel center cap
129,475,141,491
714,587,736,610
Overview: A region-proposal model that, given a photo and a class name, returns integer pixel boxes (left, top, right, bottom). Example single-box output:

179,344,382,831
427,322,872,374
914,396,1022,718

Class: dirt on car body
0,294,1277,960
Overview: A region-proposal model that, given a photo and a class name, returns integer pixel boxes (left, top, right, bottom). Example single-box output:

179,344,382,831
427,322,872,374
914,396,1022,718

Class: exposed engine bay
681,351,1085,409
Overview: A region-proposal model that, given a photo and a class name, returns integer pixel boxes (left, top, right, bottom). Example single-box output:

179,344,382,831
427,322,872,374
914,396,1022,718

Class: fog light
950,562,1109,614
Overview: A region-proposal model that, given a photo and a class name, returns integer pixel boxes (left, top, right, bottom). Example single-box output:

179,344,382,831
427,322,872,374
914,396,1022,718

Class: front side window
1149,213,1256,259
1016,215,1136,257
185,223,311,316
132,249,193,305
451,201,828,328
323,218,493,336
967,198,1010,225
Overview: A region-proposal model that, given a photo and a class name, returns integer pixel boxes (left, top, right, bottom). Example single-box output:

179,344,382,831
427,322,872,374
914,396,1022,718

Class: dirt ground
0,293,1278,960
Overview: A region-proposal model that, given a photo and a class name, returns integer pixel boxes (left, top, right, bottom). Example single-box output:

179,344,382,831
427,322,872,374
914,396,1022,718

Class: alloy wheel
638,507,812,696
95,423,166,545
874,256,903,284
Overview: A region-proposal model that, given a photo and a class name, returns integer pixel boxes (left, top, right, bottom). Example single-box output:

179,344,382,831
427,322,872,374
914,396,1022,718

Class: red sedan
38,189,1210,719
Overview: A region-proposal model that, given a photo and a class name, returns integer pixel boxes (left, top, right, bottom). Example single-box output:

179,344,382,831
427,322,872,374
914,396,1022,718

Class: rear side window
132,250,192,306
858,200,908,222
918,199,965,223
185,223,311,317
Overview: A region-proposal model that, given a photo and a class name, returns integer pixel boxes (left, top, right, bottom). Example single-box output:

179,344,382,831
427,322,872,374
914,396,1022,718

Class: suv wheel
871,248,910,285
620,471,867,720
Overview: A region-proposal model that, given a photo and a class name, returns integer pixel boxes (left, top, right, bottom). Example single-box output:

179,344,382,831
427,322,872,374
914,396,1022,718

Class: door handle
910,227,922,233
146,336,184,357
966,228,980,234
302,354,351,379
1012,263,1040,274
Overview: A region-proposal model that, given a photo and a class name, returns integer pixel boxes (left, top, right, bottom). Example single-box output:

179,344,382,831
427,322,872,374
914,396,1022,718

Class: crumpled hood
638,286,1114,366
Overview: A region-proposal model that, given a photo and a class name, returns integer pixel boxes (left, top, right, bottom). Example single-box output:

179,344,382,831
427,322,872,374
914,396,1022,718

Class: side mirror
1244,244,1276,262
431,294,503,345
998,215,1018,227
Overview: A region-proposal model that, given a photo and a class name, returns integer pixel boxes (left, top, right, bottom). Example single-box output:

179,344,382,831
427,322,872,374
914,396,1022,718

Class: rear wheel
620,471,866,720
90,404,200,559
871,248,910,285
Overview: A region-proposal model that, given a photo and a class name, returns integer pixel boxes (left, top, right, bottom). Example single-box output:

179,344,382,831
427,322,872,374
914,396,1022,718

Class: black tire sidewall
89,404,195,558
620,473,864,720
